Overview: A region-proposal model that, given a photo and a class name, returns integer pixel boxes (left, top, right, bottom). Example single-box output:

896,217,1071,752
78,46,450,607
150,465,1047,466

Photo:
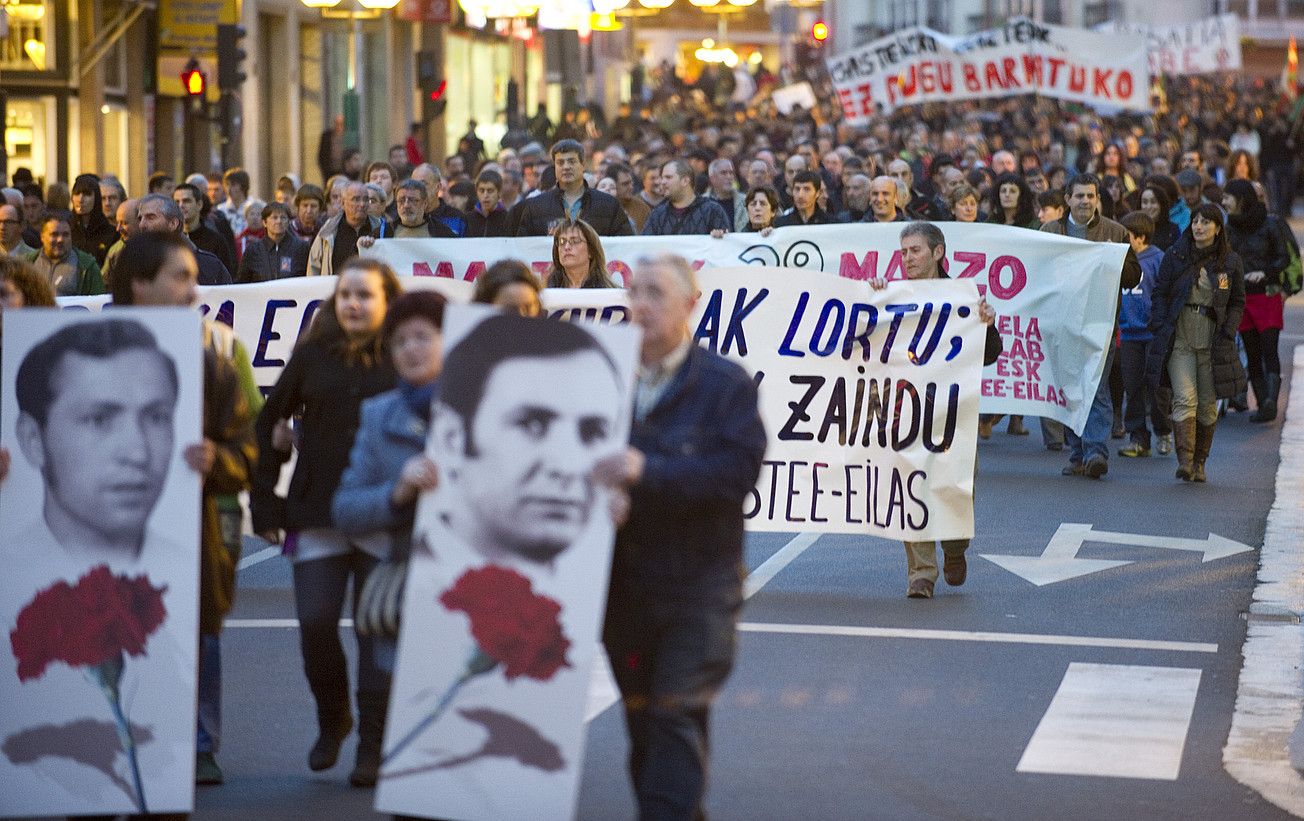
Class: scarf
398,378,437,422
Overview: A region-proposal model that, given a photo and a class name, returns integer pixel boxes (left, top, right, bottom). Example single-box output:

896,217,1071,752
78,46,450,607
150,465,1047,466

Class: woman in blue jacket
330,290,446,786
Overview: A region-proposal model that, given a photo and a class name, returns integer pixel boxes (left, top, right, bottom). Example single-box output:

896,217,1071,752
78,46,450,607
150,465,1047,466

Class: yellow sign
158,0,237,51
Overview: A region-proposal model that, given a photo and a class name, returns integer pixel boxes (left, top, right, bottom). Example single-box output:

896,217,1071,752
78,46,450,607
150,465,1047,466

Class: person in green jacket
21,210,106,296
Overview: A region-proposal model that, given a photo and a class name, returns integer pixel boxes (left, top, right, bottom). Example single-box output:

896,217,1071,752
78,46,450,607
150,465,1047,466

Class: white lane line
1018,663,1202,780
738,623,1218,653
744,533,822,598
1223,342,1304,814
236,545,281,570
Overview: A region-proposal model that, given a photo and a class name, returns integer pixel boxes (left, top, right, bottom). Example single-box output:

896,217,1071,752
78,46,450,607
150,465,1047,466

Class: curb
1223,343,1304,816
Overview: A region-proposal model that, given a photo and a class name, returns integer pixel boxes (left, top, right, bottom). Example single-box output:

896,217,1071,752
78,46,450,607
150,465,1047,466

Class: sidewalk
1223,217,1304,816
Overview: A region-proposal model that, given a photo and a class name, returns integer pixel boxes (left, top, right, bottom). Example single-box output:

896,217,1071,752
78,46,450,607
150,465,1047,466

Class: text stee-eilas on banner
825,17,1150,118
687,268,986,540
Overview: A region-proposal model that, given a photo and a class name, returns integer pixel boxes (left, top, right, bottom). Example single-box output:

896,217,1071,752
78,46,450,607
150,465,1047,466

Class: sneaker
1118,442,1151,458
907,578,934,599
196,751,224,785
1062,462,1085,476
1084,454,1108,479
943,553,968,586
1156,434,1173,456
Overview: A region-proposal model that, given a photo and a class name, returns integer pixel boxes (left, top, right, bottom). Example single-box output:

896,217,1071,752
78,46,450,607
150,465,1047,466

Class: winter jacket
307,213,384,277
464,204,512,237
237,233,310,282
1225,194,1288,295
1120,245,1164,342
515,184,635,237
251,338,396,534
643,196,733,235
20,247,105,296
1145,234,1246,399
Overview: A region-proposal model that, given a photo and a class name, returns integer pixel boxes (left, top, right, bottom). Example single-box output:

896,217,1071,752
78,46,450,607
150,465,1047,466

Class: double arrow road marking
980,523,1255,586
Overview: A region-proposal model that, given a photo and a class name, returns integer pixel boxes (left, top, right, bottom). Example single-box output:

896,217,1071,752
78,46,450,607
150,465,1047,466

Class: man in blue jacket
595,253,766,821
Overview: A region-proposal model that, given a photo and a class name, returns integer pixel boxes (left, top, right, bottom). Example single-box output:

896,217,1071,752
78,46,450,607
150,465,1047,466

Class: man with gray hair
0,204,36,257
136,193,231,284
707,158,747,231
307,181,382,276
594,252,766,819
100,197,139,286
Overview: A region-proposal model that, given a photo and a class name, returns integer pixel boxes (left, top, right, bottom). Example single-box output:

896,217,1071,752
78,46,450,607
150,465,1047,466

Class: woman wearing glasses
546,217,616,288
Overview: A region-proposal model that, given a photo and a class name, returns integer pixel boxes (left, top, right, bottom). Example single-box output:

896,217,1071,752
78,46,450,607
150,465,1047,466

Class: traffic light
812,20,829,43
416,50,446,123
216,24,247,91
181,58,206,97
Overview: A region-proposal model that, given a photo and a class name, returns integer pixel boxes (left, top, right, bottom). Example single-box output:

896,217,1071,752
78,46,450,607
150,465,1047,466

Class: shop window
1,0,54,72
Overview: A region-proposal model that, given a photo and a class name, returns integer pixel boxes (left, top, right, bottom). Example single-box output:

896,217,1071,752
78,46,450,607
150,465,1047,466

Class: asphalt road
197,303,1304,821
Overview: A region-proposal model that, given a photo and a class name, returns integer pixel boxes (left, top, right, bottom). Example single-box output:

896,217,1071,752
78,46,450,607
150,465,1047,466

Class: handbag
355,560,407,638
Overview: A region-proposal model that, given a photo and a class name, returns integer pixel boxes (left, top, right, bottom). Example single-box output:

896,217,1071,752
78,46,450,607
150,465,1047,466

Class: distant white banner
1101,14,1241,76
825,17,1150,118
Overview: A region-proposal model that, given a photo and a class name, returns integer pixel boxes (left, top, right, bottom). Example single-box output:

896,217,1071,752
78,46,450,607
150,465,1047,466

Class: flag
1283,35,1299,100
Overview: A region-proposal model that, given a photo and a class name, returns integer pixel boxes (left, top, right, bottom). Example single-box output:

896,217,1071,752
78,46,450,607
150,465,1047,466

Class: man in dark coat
594,253,766,821
515,139,634,237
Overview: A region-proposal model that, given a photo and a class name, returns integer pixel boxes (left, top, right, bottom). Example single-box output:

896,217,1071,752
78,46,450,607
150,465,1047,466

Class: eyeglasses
557,236,586,248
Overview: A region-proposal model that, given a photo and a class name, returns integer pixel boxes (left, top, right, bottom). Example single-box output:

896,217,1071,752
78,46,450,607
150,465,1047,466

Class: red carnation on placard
9,565,168,814
382,564,572,771
439,565,571,681
11,566,167,682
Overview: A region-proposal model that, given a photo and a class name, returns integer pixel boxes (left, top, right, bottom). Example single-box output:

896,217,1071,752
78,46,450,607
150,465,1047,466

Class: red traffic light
181,59,206,96
812,21,829,42
428,79,447,102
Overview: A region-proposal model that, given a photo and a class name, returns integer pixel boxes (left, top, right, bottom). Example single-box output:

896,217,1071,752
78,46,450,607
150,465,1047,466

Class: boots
1251,373,1280,423
1192,421,1216,483
309,705,353,771
349,690,389,788
1173,417,1197,481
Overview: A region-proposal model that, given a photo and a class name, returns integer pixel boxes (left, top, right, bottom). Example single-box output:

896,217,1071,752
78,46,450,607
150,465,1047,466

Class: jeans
292,549,388,722
1065,345,1116,464
196,634,222,754
604,584,740,821
1119,339,1172,446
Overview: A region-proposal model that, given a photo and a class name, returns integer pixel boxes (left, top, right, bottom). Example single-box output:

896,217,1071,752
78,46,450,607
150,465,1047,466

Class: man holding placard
595,253,767,820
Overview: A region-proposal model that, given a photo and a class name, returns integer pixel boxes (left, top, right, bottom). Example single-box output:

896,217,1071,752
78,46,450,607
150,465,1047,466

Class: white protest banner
59,224,1124,431
1101,14,1241,76
367,223,1126,432
377,306,639,820
824,17,1149,118
0,309,202,817
771,81,818,114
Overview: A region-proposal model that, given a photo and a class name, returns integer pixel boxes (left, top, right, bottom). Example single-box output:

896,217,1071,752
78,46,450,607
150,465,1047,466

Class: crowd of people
0,66,1302,819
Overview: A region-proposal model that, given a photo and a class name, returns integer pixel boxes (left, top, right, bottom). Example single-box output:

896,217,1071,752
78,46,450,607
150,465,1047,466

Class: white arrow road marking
981,523,1255,586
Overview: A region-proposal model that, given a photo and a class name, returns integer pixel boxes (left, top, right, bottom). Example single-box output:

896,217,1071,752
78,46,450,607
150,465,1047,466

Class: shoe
1173,417,1196,481
1111,421,1125,439
309,709,354,772
196,751,224,785
1191,422,1215,483
978,419,993,440
1007,417,1029,436
943,553,967,586
1118,442,1151,457
1156,434,1173,456
1062,462,1085,476
1084,455,1108,479
907,578,934,599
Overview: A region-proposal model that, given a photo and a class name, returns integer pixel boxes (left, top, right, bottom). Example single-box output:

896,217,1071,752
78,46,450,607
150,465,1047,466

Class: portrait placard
376,306,639,820
0,308,203,818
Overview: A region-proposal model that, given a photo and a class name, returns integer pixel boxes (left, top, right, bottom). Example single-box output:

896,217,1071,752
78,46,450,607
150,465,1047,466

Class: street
194,301,1304,821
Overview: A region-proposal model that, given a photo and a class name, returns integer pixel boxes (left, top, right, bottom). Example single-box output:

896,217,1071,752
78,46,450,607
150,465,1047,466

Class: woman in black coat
251,258,401,784
1223,179,1289,423
1145,203,1246,482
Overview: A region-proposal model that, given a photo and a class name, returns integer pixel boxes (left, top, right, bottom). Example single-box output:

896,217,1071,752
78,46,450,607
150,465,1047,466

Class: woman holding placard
331,289,447,787
251,258,402,786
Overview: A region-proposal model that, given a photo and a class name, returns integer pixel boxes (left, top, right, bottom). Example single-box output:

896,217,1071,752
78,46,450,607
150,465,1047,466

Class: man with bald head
100,198,139,286
888,158,943,220
867,176,905,223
